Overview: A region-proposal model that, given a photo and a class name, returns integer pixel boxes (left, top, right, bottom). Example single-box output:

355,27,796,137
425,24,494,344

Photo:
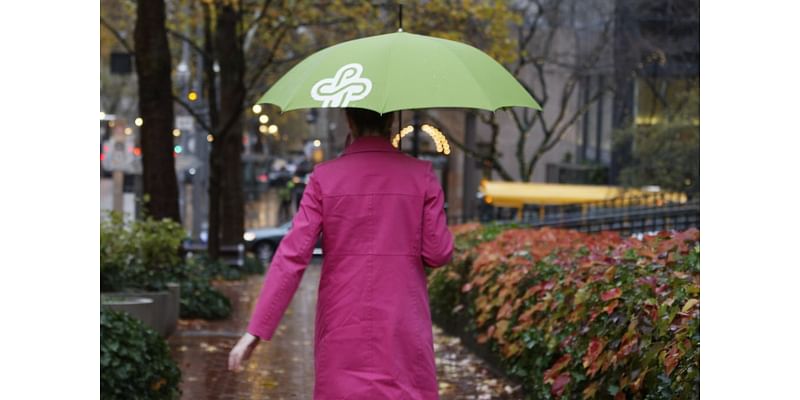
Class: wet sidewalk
167,260,523,399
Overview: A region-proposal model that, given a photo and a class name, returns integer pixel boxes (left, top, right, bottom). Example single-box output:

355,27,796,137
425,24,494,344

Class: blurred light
268,125,278,134
243,232,256,241
252,104,262,114
485,195,493,204
257,173,268,183
172,128,181,137
312,148,324,163
313,139,321,147
207,134,214,142
292,176,301,184
134,117,143,127
133,147,142,156
259,115,269,124
124,127,133,135
187,90,198,102
174,145,183,154
189,168,196,175
108,120,116,128
391,125,414,148
100,112,106,120
421,124,450,155
173,152,177,158
259,125,268,134
103,145,109,153
100,153,105,161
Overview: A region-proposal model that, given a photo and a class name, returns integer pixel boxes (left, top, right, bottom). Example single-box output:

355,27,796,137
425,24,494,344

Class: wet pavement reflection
168,259,523,399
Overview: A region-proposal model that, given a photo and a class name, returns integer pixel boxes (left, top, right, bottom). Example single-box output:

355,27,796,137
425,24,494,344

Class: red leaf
664,345,681,376
519,308,536,323
588,310,600,323
604,265,616,282
582,339,605,369
601,288,623,301
550,373,571,398
544,354,572,383
617,334,639,358
497,302,514,320
637,276,658,290
655,284,670,295
603,300,619,315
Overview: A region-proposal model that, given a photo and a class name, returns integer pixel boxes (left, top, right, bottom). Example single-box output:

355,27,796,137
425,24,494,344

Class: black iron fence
449,192,699,236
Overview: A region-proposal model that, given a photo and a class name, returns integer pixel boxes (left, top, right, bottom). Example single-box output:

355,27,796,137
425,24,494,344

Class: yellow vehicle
479,180,688,220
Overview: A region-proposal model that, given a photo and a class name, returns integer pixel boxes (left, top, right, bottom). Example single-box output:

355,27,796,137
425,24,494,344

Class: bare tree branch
172,94,212,134
242,0,274,48
167,28,211,60
100,16,134,54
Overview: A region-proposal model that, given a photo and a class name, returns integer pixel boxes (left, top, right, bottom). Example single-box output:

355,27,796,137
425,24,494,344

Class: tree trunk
134,0,180,222
216,3,246,247
203,2,222,260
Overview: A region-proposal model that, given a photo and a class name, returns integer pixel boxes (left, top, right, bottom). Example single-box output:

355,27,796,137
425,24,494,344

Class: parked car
244,221,323,262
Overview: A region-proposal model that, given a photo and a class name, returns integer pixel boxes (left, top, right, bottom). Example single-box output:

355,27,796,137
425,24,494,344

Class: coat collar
343,135,398,155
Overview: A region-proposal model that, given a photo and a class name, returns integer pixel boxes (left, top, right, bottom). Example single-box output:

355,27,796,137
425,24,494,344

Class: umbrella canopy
256,31,541,113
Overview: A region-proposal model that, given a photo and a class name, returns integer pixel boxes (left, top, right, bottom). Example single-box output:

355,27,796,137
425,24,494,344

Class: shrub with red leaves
428,225,700,399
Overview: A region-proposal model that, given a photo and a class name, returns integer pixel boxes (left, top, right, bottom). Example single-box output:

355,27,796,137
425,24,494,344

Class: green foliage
101,307,181,400
190,254,243,281
101,210,187,292
429,225,700,399
101,211,232,319
242,253,266,275
615,82,700,193
175,274,232,320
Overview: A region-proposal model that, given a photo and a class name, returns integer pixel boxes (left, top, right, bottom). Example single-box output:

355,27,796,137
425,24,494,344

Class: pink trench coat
246,135,455,399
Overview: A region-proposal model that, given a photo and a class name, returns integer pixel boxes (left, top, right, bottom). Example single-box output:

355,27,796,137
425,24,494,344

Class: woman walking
229,107,454,399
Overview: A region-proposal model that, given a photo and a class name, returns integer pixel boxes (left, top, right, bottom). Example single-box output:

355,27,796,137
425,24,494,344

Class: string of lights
391,124,450,155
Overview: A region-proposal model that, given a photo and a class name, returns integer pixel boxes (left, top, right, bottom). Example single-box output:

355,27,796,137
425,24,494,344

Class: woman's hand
228,332,260,372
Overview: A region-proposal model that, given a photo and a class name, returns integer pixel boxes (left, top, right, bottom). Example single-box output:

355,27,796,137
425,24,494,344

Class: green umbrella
256,31,541,113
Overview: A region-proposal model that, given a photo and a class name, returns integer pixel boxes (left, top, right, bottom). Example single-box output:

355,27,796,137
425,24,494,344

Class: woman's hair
345,108,395,137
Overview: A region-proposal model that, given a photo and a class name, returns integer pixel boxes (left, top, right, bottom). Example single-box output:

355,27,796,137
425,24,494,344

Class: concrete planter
101,296,157,329
102,282,181,337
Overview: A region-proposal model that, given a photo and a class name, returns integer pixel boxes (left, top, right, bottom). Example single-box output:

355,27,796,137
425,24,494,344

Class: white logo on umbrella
310,63,372,107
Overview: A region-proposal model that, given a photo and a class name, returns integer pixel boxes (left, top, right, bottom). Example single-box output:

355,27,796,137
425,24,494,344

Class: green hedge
101,307,181,400
101,211,232,320
428,224,700,399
